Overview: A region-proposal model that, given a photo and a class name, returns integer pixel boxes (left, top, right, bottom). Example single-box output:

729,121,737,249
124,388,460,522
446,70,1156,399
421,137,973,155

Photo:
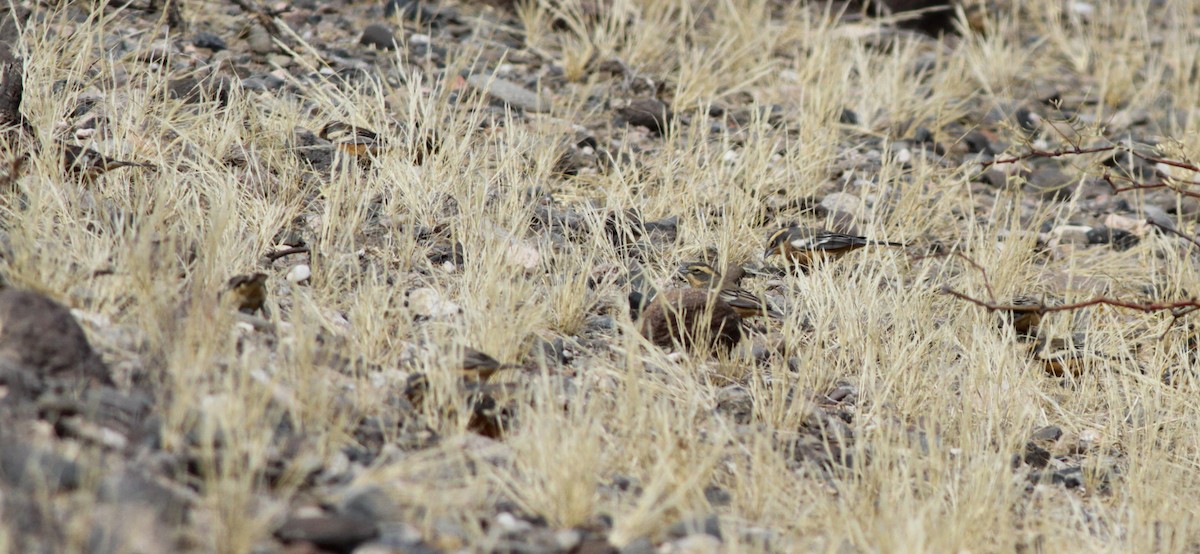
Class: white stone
661,534,722,554
406,288,461,318
286,264,311,283
1050,225,1092,245
1103,213,1147,236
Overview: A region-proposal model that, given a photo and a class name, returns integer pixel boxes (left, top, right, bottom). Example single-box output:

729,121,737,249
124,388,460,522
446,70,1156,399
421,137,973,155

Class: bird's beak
762,246,774,259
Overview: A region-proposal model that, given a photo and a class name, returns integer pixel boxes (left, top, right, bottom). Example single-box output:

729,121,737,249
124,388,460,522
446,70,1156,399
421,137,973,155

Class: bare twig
1129,150,1200,173
1146,220,1200,251
265,245,310,262
942,285,1200,316
981,144,1115,168
1102,173,1200,199
952,252,996,302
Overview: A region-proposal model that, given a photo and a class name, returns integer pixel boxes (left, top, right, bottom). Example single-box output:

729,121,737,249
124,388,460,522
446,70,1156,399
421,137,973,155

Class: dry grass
4,0,1200,551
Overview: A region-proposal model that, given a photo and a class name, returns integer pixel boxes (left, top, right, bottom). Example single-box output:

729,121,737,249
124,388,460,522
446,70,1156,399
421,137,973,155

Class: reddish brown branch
1102,173,1200,199
265,245,310,262
981,145,1115,168
942,285,1200,316
1146,220,1200,251
1129,150,1200,173
952,252,996,302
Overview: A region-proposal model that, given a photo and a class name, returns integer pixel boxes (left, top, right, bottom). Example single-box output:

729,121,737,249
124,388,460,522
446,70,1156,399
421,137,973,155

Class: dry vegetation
2,0,1200,552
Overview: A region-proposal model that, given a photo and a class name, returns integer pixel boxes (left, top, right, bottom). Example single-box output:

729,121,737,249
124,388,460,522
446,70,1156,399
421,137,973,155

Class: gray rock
0,289,111,391
1051,225,1092,246
662,534,722,553
619,537,655,554
1051,466,1084,488
617,98,671,135
1086,226,1139,251
666,514,721,541
714,385,753,424
1140,204,1173,230
240,73,285,92
360,24,398,50
0,433,80,492
244,23,274,54
290,128,335,170
820,192,866,219
1025,165,1078,200
340,485,401,524
642,215,679,244
191,31,226,51
99,471,191,525
1022,442,1051,468
1030,425,1062,443
703,485,732,507
168,75,232,106
274,514,379,553
467,75,552,113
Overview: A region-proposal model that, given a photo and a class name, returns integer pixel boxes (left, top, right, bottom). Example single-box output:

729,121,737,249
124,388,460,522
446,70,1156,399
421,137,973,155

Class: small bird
319,121,385,158
1030,334,1112,378
678,262,783,320
402,372,431,407
402,347,520,407
224,273,268,315
61,143,154,181
998,295,1046,337
764,225,904,270
638,288,743,354
457,347,521,382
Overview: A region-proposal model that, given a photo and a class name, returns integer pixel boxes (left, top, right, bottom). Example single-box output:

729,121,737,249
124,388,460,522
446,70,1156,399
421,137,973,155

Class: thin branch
1146,220,1200,251
1129,150,1200,173
1102,173,1200,199
981,144,1115,168
952,251,996,302
942,285,1200,316
265,245,309,262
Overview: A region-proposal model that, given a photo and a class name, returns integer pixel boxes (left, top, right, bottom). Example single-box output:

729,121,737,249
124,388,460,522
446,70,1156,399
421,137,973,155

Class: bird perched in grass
678,262,783,320
61,143,154,181
457,347,522,382
997,295,1047,338
224,273,268,315
638,288,742,354
319,121,386,158
402,347,521,408
764,225,904,271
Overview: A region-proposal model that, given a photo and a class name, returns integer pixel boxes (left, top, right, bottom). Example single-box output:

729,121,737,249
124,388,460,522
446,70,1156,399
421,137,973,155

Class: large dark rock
0,289,112,399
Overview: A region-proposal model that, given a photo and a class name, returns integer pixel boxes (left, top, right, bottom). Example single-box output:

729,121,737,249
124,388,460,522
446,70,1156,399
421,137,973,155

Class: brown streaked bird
403,372,431,407
61,143,154,180
638,288,743,354
678,262,783,320
402,371,518,438
998,295,1046,337
319,121,386,158
764,225,904,271
402,347,520,406
457,347,522,382
224,273,268,315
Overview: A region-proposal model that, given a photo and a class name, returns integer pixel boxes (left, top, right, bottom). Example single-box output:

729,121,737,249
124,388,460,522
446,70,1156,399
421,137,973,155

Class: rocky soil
2,0,1199,552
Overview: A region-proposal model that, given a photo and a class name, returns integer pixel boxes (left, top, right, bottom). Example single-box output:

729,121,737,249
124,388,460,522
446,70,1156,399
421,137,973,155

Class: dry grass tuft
3,0,1200,551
